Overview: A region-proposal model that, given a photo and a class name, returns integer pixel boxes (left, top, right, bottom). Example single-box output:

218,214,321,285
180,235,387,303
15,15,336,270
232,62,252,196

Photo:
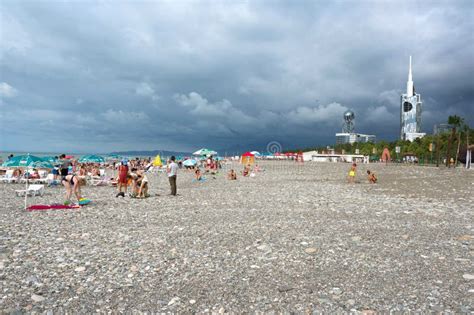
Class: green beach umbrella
78,155,105,163
193,148,218,156
2,154,53,168
41,156,58,163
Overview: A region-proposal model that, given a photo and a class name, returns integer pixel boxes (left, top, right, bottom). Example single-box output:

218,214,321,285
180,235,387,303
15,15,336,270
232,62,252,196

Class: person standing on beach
59,154,72,180
116,160,129,197
167,156,178,196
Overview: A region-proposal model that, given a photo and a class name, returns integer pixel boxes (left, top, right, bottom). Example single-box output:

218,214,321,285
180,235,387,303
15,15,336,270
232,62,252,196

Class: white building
336,133,376,144
303,151,368,163
400,56,426,142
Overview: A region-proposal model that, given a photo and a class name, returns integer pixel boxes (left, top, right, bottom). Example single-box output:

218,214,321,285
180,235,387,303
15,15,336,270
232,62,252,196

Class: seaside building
400,56,426,141
335,110,376,144
336,133,376,144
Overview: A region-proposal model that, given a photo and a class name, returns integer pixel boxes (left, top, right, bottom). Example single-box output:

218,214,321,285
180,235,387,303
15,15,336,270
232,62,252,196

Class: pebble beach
1,161,473,313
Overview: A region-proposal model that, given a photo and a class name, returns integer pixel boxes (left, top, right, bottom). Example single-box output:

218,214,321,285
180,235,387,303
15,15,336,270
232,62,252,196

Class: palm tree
446,115,464,167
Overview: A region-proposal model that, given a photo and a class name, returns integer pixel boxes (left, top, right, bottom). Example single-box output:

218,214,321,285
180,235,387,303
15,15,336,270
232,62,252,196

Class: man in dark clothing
59,154,72,178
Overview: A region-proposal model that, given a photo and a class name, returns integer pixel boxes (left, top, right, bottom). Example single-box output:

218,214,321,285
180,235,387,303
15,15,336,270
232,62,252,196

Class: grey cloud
0,1,473,153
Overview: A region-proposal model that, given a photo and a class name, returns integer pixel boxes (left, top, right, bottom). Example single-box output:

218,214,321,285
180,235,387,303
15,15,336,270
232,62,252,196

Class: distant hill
109,150,192,157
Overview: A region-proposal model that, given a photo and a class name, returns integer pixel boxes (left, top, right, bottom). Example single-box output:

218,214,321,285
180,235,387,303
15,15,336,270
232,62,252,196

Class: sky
1,0,473,154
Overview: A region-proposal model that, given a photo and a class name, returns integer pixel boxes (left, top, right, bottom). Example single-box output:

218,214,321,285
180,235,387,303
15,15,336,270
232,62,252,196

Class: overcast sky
1,0,473,153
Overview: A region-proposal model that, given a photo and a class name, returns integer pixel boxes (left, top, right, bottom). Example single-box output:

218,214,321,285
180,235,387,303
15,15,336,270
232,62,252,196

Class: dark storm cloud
1,0,473,153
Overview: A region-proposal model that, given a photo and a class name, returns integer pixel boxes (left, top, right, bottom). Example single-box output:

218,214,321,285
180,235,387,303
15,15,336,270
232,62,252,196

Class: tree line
295,115,472,166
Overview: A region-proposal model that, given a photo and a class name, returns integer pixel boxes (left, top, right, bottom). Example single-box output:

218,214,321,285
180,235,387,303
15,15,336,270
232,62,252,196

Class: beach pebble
304,247,317,254
332,287,342,295
168,297,180,305
1,161,472,312
31,294,45,302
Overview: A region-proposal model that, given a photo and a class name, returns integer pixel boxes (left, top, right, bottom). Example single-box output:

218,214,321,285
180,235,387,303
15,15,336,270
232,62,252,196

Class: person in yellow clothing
348,163,357,183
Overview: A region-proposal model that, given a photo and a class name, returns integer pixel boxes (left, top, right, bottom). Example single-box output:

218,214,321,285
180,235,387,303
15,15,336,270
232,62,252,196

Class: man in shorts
59,154,72,180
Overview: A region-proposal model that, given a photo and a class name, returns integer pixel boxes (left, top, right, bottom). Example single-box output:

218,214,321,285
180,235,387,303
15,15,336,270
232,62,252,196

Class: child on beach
347,163,357,183
195,168,203,181
228,169,237,180
367,170,377,184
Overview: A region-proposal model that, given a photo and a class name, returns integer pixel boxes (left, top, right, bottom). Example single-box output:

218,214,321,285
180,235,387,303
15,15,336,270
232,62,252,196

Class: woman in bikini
62,174,86,204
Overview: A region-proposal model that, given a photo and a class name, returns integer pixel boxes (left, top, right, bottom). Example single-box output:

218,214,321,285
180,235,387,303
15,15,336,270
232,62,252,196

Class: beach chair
45,174,60,186
27,170,49,184
15,184,45,197
92,178,109,186
0,170,19,183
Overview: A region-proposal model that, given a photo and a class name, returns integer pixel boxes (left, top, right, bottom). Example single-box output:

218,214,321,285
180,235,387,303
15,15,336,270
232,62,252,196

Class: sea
0,151,160,162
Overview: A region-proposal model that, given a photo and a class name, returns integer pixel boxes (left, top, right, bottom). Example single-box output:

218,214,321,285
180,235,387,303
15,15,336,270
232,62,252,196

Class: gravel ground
1,161,473,313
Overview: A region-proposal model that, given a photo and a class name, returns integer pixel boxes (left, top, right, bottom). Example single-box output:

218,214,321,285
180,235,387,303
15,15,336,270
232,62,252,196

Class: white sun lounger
45,174,60,186
15,184,45,197
20,171,49,184
0,170,19,183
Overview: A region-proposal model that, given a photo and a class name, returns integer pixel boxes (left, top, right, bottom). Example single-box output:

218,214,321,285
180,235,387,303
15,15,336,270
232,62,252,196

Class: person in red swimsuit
116,160,129,197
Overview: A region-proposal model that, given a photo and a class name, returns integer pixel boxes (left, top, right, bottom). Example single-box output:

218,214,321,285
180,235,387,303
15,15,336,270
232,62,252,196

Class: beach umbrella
78,155,105,163
153,155,163,167
41,156,58,163
241,152,255,165
193,148,218,156
2,154,53,168
183,159,197,166
250,151,261,156
1,154,53,211
106,154,121,160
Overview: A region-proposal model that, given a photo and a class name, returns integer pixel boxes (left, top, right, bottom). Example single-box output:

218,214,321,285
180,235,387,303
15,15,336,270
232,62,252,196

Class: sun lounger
45,174,60,186
91,176,108,186
0,170,19,183
15,184,45,197
21,171,49,184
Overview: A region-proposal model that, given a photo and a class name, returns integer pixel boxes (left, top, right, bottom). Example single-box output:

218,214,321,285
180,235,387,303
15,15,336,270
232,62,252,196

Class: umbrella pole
24,174,28,211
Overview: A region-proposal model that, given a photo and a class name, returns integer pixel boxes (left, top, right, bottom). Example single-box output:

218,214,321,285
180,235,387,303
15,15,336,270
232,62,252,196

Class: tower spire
408,55,412,81
407,55,414,97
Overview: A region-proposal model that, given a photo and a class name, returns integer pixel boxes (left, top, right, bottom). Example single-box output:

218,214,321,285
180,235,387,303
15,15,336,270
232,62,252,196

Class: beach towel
27,204,80,211
79,198,91,205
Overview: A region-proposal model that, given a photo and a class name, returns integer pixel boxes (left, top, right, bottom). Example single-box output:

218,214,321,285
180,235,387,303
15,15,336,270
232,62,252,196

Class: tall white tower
400,56,425,141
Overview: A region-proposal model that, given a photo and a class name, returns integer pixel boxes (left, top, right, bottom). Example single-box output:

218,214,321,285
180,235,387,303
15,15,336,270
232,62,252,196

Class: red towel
27,204,80,211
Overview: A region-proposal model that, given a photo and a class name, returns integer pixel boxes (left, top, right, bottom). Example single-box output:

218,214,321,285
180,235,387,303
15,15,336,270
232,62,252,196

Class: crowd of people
3,152,380,206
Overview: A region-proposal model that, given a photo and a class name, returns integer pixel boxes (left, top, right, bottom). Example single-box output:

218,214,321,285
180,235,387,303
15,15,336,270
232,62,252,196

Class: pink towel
27,204,80,211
